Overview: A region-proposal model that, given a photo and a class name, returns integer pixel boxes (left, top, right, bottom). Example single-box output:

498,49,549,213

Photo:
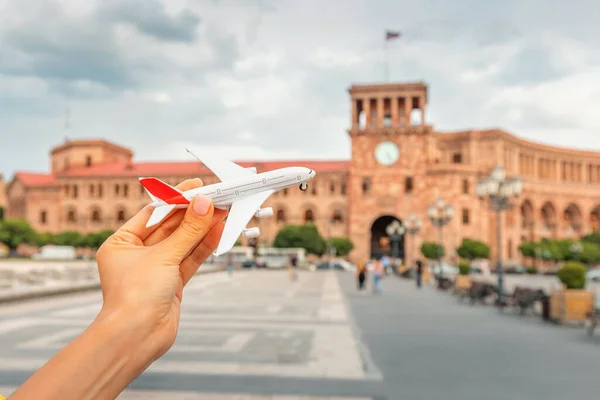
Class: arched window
40,210,47,224
340,181,347,195
123,184,129,198
92,209,101,223
89,184,95,197
67,209,76,223
117,209,126,223
304,209,314,223
86,155,92,167
330,181,335,194
332,209,343,223
276,209,286,223
115,184,120,196
362,177,371,195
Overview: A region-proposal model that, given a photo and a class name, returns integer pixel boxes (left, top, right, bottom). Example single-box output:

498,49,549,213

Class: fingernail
193,194,211,216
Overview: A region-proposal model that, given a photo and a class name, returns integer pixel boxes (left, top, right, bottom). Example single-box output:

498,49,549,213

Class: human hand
95,178,227,362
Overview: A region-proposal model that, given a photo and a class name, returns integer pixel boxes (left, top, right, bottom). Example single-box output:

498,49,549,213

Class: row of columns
519,153,600,183
351,96,426,129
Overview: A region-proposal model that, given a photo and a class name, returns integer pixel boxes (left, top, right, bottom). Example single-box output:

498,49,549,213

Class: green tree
0,219,37,250
581,232,600,246
518,241,537,258
36,232,55,246
85,230,115,249
330,237,354,257
273,224,326,255
456,238,490,260
53,231,82,246
421,242,444,260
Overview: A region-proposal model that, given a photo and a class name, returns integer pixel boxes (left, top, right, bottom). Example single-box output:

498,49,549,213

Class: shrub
557,262,587,289
421,242,444,260
526,267,537,275
458,260,471,275
457,238,490,260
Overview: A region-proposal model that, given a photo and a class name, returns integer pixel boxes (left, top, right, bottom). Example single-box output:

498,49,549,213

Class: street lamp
427,197,453,279
397,213,422,269
476,164,523,304
386,220,404,262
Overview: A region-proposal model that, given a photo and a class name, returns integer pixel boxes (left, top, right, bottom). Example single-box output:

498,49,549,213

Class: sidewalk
339,273,600,400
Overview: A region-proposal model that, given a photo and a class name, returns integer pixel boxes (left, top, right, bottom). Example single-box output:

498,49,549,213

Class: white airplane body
139,149,316,256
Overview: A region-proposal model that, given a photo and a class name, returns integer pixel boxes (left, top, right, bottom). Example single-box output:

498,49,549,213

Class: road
0,269,598,399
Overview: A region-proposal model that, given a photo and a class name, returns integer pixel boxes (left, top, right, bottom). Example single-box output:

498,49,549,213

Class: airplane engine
246,167,257,173
242,227,260,238
254,207,273,218
299,182,308,191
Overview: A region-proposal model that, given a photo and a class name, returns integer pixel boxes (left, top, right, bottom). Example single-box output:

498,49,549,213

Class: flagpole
384,38,389,82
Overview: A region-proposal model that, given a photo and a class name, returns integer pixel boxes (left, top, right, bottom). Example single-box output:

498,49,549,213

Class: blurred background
1,0,600,399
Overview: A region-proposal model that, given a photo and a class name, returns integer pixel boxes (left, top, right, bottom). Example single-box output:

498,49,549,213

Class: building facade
5,82,600,264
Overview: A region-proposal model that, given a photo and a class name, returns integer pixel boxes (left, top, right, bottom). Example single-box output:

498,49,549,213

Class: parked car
312,259,356,272
242,259,268,269
430,262,458,277
504,265,527,274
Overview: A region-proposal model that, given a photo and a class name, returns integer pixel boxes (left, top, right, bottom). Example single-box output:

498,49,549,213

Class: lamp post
385,220,405,263
427,197,453,280
476,165,523,305
397,213,422,269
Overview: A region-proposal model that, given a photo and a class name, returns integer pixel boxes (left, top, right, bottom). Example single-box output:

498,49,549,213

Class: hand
96,178,227,361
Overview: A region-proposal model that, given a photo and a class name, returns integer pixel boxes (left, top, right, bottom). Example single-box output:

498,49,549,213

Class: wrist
95,306,165,364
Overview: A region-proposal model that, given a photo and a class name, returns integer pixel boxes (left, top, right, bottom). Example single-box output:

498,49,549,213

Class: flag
386,30,401,40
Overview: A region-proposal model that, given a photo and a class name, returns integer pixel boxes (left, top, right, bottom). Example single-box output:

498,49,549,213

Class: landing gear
299,182,308,191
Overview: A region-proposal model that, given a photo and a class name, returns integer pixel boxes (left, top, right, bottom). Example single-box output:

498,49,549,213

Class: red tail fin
139,178,190,205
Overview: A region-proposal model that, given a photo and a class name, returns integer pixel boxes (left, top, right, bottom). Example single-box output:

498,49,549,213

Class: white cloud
2,0,600,178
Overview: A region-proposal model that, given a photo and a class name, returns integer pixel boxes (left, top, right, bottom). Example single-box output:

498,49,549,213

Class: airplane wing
214,190,274,256
186,148,255,182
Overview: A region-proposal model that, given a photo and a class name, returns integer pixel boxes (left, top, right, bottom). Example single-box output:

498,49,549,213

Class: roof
61,160,351,178
437,129,600,157
50,138,133,156
13,172,57,187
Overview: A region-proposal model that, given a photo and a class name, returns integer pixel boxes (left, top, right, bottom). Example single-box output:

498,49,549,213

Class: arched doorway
370,215,404,259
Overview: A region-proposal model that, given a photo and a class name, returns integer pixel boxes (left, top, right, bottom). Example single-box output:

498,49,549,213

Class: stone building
5,81,600,264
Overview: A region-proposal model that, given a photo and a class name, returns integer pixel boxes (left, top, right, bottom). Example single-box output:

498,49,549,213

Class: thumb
158,194,214,263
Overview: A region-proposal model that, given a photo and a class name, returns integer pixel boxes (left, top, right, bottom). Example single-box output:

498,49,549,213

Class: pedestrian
226,254,234,276
372,256,384,294
415,259,423,288
288,253,298,281
356,260,368,291
381,254,391,275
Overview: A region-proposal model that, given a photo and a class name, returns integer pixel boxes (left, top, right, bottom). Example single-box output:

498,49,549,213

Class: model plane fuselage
149,167,315,210
139,149,316,256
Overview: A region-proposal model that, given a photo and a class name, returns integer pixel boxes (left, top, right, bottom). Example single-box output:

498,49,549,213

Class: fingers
118,178,204,243
155,194,214,263
144,207,228,247
179,221,226,286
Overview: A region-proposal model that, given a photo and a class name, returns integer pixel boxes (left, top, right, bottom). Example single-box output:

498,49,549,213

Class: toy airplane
139,149,316,256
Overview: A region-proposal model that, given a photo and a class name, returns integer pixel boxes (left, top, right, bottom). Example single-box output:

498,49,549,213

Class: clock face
375,141,400,166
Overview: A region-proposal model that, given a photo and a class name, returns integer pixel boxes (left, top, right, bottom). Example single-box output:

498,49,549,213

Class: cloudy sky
1,0,599,178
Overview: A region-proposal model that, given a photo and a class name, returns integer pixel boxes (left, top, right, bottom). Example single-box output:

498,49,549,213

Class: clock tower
347,82,436,262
